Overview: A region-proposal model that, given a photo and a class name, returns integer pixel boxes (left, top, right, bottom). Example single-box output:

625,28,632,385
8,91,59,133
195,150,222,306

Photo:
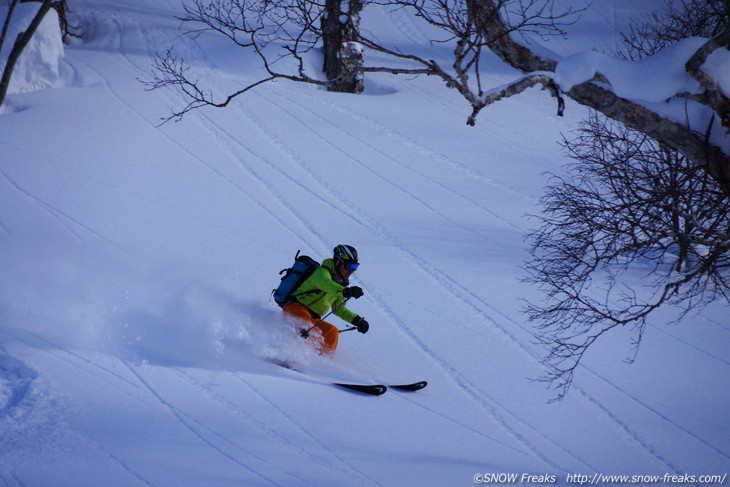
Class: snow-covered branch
467,72,564,125
685,28,730,132
470,0,730,197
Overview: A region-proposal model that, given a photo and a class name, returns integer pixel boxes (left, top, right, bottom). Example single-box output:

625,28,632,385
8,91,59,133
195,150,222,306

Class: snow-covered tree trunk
322,0,364,94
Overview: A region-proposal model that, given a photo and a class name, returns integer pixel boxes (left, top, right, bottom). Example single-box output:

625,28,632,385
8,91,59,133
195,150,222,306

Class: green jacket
292,258,358,323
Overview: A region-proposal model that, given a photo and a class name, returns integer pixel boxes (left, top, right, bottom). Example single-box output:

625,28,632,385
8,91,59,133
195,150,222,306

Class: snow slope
0,1,728,485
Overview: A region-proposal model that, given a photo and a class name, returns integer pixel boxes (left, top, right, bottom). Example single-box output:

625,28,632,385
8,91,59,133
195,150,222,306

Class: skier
282,245,369,355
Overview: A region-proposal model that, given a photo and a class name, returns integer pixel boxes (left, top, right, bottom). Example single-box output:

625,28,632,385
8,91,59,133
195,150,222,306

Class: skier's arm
307,267,359,322
332,298,358,323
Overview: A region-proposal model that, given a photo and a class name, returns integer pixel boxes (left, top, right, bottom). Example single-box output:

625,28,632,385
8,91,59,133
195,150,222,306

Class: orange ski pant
282,302,339,355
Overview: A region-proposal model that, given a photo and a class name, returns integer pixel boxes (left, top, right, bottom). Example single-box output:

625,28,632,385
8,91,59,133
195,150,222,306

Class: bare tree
143,0,578,122
524,113,730,400
619,0,727,60
522,0,729,399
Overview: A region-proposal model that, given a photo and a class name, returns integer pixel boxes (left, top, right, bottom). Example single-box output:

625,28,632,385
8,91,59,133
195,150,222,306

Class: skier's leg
282,302,338,355
314,320,339,355
282,302,312,322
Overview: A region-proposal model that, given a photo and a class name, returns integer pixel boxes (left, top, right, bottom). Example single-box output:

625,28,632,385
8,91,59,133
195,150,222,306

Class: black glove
342,286,364,299
352,316,369,334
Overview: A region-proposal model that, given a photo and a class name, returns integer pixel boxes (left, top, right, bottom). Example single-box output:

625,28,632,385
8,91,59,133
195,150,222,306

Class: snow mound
0,4,64,95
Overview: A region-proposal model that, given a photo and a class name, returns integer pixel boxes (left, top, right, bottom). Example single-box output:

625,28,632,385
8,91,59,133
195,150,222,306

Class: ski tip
334,383,388,396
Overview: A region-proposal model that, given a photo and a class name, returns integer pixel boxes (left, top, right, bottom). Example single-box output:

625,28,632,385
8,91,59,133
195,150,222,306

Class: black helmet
333,244,358,265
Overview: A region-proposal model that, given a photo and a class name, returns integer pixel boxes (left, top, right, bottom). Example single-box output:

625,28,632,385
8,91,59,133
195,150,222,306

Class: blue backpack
272,251,320,308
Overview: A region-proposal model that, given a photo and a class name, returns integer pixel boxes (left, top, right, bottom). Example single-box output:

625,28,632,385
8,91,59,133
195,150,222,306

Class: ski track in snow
257,87,523,238
123,362,285,487
15,330,152,402
579,367,730,462
106,6,336,254
651,324,730,368
571,390,684,472
386,390,535,459
71,59,317,254
0,469,30,487
98,451,158,487
372,294,595,474
0,331,159,486
0,163,121,250
191,114,335,252
700,312,730,333
227,89,508,258
229,371,386,487
6,114,274,251
296,85,540,209
171,368,378,487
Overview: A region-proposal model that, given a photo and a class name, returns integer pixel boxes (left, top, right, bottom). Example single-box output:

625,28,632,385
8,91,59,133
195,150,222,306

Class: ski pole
338,326,357,333
300,297,351,338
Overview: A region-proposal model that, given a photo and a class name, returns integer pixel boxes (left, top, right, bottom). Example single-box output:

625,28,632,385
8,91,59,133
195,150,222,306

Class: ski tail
334,383,388,395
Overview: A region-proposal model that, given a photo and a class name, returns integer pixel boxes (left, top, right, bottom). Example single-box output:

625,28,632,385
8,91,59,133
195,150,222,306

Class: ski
334,381,428,395
334,382,388,395
388,380,428,391
268,359,426,395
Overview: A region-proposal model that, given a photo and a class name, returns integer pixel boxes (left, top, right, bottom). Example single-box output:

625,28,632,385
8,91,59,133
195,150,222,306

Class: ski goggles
344,262,360,271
